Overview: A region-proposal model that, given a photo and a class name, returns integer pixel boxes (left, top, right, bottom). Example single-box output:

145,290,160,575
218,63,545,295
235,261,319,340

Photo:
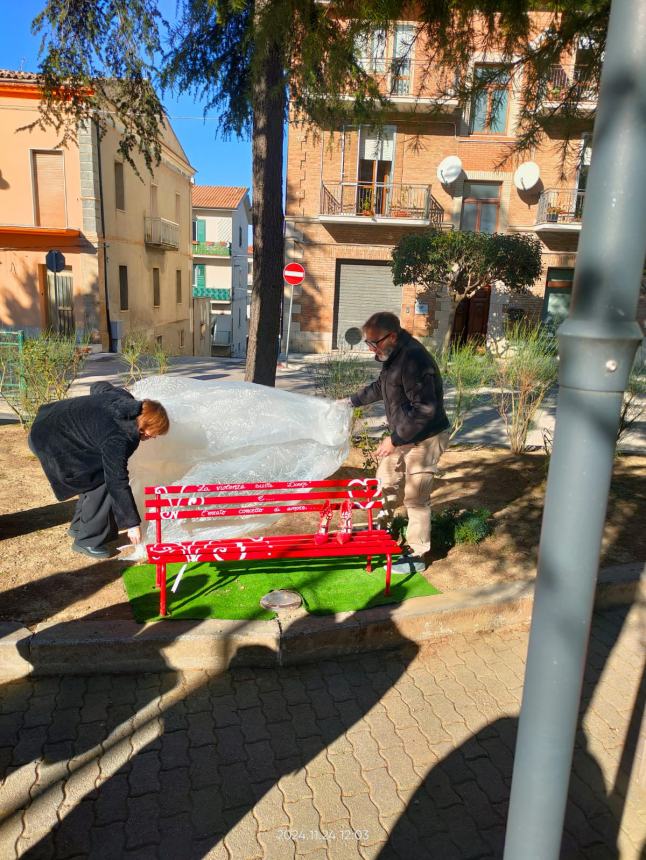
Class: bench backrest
144,478,384,542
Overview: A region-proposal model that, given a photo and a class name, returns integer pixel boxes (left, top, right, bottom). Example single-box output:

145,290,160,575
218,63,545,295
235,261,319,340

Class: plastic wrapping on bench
128,376,352,545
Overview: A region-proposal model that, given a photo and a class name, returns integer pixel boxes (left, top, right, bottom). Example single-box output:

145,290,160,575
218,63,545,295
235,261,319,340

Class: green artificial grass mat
122,557,441,622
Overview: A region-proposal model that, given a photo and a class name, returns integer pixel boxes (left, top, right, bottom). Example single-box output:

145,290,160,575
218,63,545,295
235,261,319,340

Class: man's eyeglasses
365,333,391,350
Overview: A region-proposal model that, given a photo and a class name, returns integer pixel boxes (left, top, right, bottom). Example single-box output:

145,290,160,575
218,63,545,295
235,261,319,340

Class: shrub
431,506,493,549
0,331,88,428
440,342,495,440
495,322,558,454
308,348,377,400
617,358,646,446
120,329,171,384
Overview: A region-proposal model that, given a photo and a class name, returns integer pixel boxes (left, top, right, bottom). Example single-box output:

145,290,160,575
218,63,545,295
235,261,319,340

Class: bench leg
159,564,168,617
366,555,372,573
385,555,392,596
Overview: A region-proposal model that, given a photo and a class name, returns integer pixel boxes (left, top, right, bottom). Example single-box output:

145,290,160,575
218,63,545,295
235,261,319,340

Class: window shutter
197,219,206,242
196,264,206,288
32,151,66,227
119,266,129,310
115,162,125,210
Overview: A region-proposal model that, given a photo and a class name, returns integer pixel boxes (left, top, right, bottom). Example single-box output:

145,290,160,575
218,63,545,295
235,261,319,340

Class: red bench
144,478,402,616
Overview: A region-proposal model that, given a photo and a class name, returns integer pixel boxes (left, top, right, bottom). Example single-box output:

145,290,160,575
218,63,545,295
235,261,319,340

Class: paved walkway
0,604,643,859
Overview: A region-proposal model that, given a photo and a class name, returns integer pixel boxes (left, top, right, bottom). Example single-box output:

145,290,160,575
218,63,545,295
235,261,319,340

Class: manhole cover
260,590,303,610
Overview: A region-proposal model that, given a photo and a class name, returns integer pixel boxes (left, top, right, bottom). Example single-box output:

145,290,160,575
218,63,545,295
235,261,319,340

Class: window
356,29,386,73
119,266,129,311
542,267,574,327
153,268,160,307
32,150,66,227
239,225,243,247
114,162,125,210
156,335,163,347
461,182,501,234
391,24,415,96
179,329,185,349
193,264,206,289
470,65,510,134
193,219,206,243
175,193,181,224
150,184,158,217
176,270,182,303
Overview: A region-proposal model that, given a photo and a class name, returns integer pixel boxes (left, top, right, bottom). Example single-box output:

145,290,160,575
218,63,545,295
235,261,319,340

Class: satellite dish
513,161,541,191
436,156,463,185
344,327,362,348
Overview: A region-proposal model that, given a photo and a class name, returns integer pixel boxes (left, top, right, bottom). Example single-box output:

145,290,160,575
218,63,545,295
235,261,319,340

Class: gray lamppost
504,0,646,857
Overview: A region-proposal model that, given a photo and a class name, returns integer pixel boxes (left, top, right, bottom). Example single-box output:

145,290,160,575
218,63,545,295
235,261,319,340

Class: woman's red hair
137,400,169,437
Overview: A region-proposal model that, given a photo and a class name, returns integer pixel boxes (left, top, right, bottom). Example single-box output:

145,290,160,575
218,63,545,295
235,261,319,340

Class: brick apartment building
283,22,644,354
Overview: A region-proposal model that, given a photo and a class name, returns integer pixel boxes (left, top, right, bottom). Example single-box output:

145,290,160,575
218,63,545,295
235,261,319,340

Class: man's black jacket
350,330,449,446
29,381,143,528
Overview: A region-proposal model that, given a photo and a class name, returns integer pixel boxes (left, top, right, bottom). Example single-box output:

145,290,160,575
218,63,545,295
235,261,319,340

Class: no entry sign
283,262,305,286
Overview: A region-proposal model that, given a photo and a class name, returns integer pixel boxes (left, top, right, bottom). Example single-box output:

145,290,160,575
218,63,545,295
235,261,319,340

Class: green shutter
193,264,206,289
196,219,206,242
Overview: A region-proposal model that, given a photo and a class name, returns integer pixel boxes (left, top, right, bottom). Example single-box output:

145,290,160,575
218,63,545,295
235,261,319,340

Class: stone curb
0,564,643,678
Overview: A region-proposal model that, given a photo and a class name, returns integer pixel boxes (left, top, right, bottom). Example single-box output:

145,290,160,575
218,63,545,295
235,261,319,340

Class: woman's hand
127,526,142,544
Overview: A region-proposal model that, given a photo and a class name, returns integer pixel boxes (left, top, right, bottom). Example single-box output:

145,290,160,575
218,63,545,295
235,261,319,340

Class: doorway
357,127,395,215
46,268,74,336
451,284,491,345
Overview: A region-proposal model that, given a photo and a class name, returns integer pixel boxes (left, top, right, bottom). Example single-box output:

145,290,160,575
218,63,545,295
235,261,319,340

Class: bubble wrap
128,376,352,546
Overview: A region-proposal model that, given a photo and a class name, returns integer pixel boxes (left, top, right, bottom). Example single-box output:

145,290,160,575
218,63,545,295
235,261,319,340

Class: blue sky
1,1,255,192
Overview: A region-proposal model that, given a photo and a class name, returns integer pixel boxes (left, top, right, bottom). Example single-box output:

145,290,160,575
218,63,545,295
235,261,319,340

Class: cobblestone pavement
0,605,643,860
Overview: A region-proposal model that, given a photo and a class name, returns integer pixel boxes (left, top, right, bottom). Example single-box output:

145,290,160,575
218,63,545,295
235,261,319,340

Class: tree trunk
441,291,458,352
245,19,286,386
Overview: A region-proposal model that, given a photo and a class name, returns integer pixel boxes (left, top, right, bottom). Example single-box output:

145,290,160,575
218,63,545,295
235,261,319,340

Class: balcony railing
193,286,232,301
192,241,231,257
357,56,457,101
144,216,180,250
321,182,444,226
544,65,597,103
536,189,585,226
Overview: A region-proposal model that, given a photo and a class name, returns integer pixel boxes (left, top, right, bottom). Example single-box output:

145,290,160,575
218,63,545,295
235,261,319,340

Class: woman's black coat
29,381,143,529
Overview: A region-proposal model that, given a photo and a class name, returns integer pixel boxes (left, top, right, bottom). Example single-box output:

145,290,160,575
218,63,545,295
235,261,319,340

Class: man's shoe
391,555,426,574
72,542,112,559
67,527,77,538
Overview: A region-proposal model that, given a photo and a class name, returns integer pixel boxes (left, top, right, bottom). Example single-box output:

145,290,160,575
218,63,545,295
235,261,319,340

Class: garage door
335,262,402,350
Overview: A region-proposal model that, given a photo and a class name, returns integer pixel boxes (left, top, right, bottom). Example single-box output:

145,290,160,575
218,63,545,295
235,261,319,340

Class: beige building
191,186,251,358
284,23,646,353
0,69,197,353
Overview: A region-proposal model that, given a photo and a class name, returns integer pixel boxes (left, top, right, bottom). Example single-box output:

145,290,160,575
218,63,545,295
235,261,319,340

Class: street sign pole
504,1,646,857
282,263,305,369
284,284,295,368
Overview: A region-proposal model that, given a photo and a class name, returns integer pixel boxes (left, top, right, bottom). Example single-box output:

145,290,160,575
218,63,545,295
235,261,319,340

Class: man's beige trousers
376,430,450,557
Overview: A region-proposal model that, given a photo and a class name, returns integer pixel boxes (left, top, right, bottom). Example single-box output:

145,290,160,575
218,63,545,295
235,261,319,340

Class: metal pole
283,281,294,368
504,1,646,857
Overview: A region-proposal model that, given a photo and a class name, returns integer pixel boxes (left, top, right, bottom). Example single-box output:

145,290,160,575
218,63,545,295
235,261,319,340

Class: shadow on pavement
0,605,419,859
377,604,644,860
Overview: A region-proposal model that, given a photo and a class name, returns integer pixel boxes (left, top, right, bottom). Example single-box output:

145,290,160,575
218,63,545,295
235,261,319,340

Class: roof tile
192,185,248,210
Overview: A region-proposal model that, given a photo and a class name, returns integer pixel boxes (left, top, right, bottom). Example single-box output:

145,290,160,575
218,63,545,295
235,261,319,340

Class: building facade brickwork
282,26,646,354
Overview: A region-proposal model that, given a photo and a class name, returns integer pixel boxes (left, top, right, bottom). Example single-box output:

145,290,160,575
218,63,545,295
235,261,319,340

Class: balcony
320,183,444,227
352,57,459,109
542,65,597,109
192,241,231,257
535,189,585,231
144,216,180,250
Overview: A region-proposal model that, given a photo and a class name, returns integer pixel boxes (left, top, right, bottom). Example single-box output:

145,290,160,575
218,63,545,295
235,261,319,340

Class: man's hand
375,436,395,460
127,526,142,545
